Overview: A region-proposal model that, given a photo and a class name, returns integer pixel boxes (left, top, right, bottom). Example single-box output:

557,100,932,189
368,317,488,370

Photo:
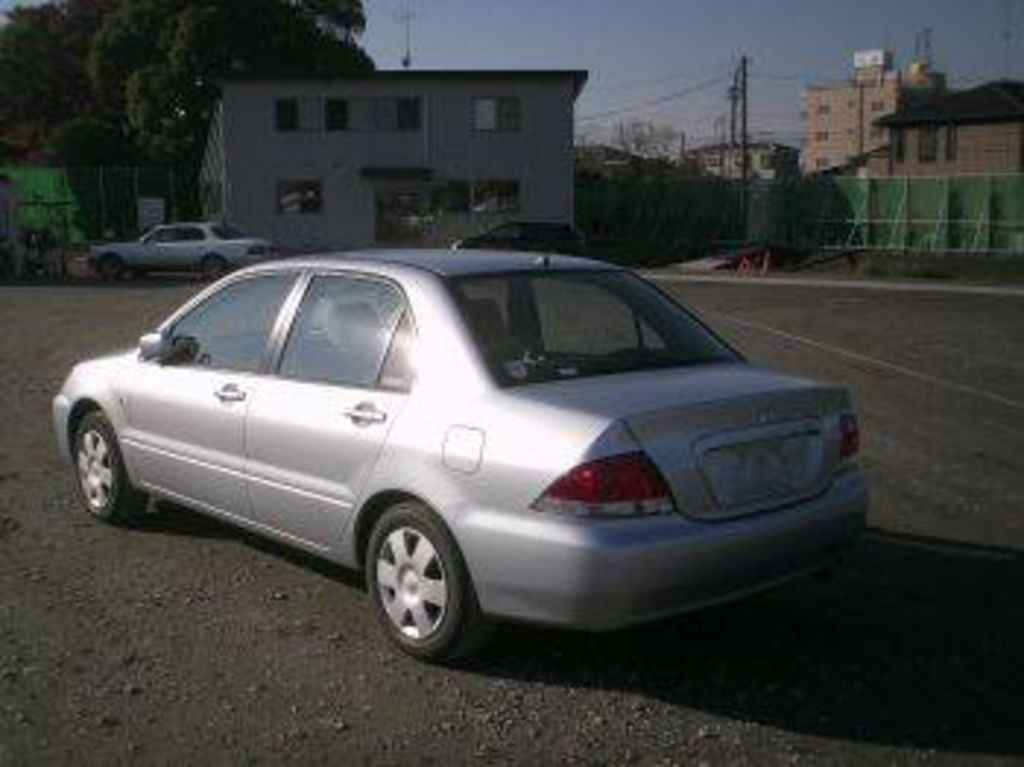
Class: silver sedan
52,250,868,661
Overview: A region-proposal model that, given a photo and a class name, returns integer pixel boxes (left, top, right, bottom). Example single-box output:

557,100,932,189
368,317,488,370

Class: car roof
258,249,616,278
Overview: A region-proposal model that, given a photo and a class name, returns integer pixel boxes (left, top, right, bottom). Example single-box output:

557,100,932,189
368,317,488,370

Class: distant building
575,143,696,179
802,49,945,174
872,80,1024,176
685,141,799,180
201,70,587,250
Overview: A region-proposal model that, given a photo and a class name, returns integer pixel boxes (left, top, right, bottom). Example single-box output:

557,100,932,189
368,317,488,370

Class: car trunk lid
513,363,848,520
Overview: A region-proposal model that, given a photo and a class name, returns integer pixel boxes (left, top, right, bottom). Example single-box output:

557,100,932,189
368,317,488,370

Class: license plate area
696,419,825,513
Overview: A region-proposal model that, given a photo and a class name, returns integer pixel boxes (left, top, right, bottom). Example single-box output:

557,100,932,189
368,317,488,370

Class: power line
577,72,732,123
587,61,733,93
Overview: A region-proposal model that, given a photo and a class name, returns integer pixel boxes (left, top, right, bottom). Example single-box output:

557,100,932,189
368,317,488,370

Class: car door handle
343,402,387,426
214,383,247,403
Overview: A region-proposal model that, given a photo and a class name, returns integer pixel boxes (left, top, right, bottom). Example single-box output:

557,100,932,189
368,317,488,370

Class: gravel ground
1,276,1022,765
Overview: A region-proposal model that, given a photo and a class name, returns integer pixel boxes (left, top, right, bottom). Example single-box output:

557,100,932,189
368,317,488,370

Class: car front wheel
73,412,147,524
365,502,488,662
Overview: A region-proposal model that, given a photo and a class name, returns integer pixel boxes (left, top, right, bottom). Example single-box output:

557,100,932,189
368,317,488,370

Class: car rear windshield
450,270,738,386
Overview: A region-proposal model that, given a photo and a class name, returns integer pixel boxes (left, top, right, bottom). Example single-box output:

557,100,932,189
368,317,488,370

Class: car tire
72,412,148,525
200,254,229,280
96,253,124,281
366,502,488,662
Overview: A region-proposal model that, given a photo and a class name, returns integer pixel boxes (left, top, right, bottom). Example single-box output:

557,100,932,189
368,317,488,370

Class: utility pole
740,54,749,240
728,77,738,178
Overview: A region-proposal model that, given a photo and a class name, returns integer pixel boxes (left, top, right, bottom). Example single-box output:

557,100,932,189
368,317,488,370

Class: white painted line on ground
710,311,1024,413
646,272,1024,298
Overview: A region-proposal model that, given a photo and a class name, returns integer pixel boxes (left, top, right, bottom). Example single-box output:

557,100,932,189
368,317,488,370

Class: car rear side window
279,275,407,389
452,270,737,386
169,274,295,372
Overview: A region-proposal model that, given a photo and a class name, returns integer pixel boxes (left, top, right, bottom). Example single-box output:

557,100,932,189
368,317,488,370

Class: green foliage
0,2,115,149
0,0,371,166
47,116,139,166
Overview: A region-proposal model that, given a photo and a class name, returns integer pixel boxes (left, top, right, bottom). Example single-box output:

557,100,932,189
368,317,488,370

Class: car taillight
839,413,860,459
533,452,675,518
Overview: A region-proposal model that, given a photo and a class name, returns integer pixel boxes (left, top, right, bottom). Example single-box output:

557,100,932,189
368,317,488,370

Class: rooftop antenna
1002,0,1014,78
398,0,414,69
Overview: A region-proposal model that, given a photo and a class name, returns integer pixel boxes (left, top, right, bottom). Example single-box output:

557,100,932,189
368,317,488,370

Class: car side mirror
138,332,168,362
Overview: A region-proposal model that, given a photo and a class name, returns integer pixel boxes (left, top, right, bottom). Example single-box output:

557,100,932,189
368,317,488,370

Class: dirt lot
1,276,1022,765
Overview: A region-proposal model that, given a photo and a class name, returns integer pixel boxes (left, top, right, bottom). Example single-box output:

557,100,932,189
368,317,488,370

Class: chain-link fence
0,165,198,247
577,174,1024,264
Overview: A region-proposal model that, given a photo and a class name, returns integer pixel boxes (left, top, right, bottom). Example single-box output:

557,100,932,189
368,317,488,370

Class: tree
0,1,118,151
0,0,371,165
613,120,680,160
88,0,373,164
47,116,139,166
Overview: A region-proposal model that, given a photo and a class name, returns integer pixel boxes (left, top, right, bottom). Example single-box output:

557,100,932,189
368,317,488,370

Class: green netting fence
0,166,198,245
576,174,1024,262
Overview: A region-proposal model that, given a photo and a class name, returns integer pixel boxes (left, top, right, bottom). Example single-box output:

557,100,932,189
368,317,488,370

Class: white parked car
89,222,274,280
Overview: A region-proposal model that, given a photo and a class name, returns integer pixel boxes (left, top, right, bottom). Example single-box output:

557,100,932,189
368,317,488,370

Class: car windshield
211,224,245,239
451,269,738,387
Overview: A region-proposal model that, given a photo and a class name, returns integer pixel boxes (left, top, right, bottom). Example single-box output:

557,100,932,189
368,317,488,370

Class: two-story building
873,80,1024,176
200,70,587,251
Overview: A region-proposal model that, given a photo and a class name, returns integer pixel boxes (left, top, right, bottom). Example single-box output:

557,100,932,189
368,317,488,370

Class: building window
277,180,323,214
397,98,421,131
473,97,521,132
349,98,421,132
816,104,830,116
945,124,958,162
815,157,830,169
433,181,471,213
870,125,883,140
275,98,299,132
871,100,886,112
892,128,905,162
325,98,348,131
760,154,773,170
471,180,519,213
919,126,939,163
815,131,829,142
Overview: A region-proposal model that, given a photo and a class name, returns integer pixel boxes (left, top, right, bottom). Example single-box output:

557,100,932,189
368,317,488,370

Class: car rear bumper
456,470,867,630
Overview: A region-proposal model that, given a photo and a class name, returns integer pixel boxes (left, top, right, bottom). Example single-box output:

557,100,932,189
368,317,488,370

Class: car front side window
167,274,296,372
278,275,408,389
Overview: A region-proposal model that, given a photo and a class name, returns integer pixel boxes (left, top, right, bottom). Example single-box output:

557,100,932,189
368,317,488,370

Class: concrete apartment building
201,70,587,251
872,80,1024,176
686,141,800,180
802,50,945,173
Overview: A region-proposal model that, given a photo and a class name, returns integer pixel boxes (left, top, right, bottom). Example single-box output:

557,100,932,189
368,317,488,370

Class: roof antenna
398,0,414,69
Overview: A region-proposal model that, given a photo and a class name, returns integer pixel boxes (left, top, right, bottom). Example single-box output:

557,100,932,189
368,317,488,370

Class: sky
359,0,1024,148
2,0,1022,149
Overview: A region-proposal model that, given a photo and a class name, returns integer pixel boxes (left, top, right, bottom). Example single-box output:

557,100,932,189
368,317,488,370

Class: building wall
802,75,900,173
885,122,1024,176
215,77,576,251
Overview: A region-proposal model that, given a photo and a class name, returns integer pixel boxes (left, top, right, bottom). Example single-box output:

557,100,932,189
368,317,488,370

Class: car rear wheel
366,502,488,662
200,254,228,280
96,253,124,281
73,412,147,525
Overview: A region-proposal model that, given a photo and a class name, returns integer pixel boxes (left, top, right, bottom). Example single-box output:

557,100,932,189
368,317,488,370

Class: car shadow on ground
128,507,1024,757
466,529,1024,757
137,500,363,588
